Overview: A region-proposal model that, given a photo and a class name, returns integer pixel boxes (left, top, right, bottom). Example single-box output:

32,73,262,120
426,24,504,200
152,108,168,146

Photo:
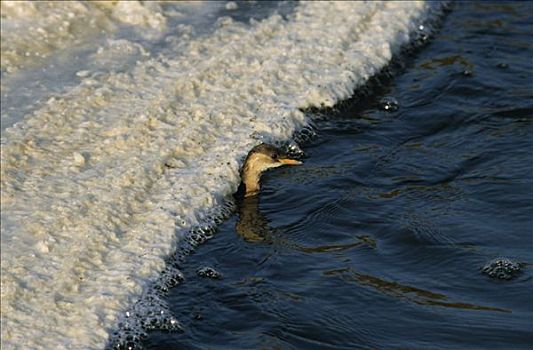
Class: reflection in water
420,54,473,70
235,195,271,242
294,237,375,254
324,267,511,313
235,196,509,315
235,195,376,253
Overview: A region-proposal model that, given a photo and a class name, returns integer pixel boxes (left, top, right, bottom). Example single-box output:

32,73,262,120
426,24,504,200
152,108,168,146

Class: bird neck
241,164,261,196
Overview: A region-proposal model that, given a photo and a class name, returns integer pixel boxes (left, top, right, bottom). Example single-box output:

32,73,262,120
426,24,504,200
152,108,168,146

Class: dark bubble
481,258,522,280
415,24,430,44
496,62,509,69
462,69,473,77
157,266,184,292
379,97,400,112
294,125,317,143
283,141,305,159
197,267,223,279
418,33,429,43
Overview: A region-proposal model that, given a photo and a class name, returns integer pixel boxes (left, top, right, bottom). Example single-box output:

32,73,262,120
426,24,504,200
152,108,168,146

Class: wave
0,2,446,349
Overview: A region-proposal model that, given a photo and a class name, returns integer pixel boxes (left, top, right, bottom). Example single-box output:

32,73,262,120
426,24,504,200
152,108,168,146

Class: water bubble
462,69,473,77
283,141,304,159
416,27,429,44
225,1,238,10
157,266,184,293
196,267,223,279
190,232,207,245
482,258,522,280
294,124,317,143
379,97,400,112
496,62,509,69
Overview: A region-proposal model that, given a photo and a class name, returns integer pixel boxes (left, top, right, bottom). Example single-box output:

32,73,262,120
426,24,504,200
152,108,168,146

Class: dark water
145,2,533,349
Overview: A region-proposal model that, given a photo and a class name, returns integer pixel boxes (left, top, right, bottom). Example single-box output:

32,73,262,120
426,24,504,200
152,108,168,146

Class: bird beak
278,157,302,165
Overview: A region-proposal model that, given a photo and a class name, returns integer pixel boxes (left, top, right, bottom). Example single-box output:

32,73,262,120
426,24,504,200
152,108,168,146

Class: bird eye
272,153,278,160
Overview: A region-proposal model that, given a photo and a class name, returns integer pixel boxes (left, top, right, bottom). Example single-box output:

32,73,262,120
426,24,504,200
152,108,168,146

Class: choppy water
143,2,533,349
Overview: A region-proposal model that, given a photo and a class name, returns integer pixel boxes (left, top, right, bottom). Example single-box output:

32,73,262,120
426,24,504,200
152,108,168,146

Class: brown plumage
236,144,302,198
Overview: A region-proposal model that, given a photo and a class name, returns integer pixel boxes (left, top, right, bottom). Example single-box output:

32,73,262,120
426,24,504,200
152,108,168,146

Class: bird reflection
235,195,272,242
324,267,511,313
235,195,376,253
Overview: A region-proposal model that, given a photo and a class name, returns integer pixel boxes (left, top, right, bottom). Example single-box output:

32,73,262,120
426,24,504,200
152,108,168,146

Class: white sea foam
0,2,444,349
0,1,168,74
